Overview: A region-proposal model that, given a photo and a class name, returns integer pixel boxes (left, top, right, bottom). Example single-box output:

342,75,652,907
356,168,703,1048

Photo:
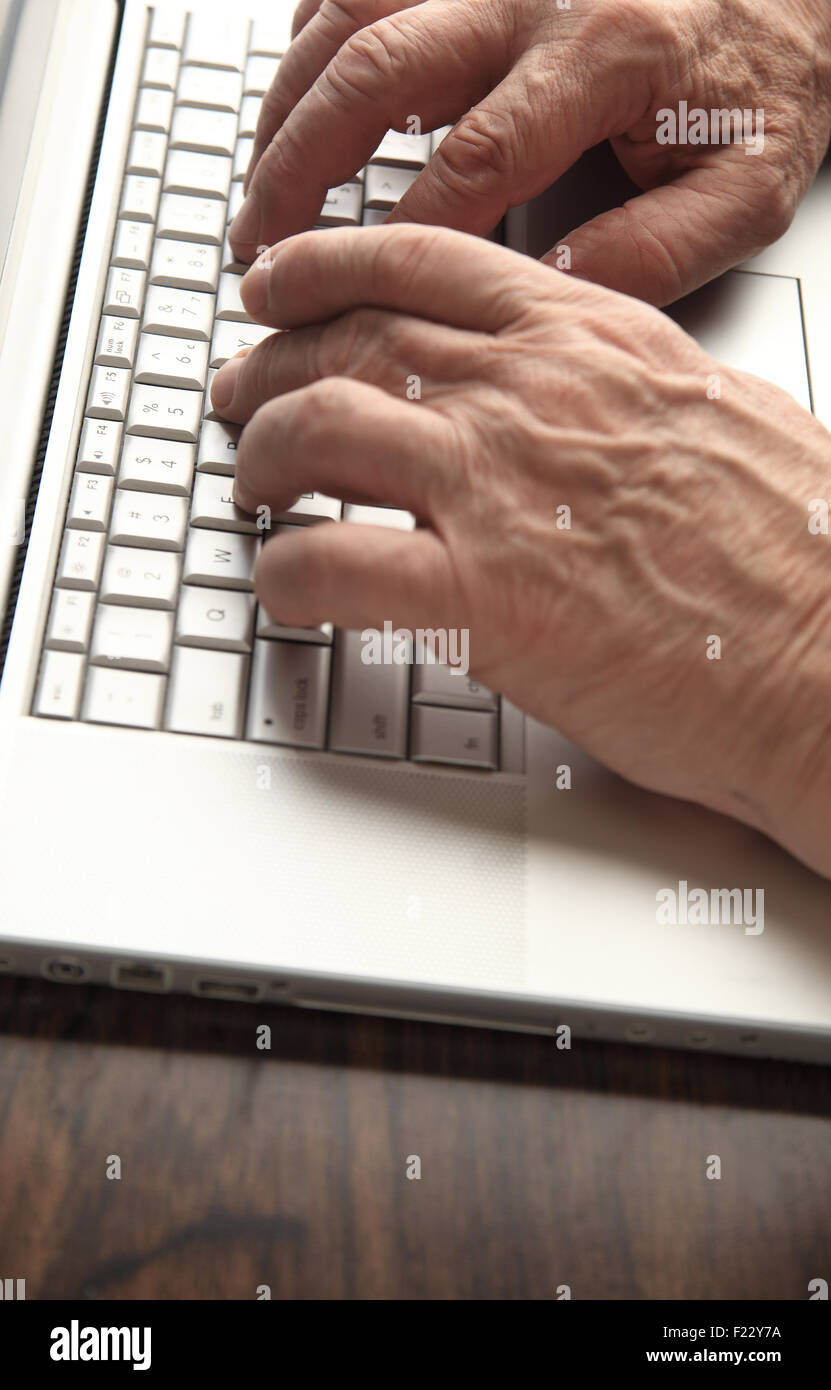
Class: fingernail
211,353,246,412
230,193,260,249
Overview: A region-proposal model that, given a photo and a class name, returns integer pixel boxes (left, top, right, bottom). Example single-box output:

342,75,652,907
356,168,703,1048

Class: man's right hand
231,0,831,305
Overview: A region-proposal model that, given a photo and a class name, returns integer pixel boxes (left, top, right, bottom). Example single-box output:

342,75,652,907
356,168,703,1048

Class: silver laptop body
1,0,830,1063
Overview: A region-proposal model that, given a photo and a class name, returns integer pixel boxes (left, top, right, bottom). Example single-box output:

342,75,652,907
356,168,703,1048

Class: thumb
545,164,794,307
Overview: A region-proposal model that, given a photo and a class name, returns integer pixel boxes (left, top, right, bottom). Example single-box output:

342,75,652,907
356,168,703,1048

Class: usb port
113,962,170,992
194,978,262,1001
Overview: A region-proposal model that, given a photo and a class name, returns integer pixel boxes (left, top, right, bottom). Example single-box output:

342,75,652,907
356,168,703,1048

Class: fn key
410,705,498,769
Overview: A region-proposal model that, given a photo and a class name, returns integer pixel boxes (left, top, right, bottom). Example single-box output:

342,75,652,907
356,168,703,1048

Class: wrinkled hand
211,225,831,876
230,0,831,305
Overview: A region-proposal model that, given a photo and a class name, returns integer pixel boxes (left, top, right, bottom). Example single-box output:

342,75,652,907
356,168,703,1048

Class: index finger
231,5,506,259
245,0,426,195
239,223,544,333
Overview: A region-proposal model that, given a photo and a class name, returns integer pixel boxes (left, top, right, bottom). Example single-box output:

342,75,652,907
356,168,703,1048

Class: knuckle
326,17,410,105
316,307,381,378
322,0,387,29
754,170,797,243
303,375,361,435
370,223,445,300
435,107,517,192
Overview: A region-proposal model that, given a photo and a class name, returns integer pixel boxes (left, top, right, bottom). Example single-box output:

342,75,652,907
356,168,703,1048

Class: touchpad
667,271,812,411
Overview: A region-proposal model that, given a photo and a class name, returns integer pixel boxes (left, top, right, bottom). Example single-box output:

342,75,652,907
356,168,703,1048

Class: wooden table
1,973,828,1300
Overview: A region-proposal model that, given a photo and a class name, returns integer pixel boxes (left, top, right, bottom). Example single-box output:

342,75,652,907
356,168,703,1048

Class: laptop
1,0,830,1064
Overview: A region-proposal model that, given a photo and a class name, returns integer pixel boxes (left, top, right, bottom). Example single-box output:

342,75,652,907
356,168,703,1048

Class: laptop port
194,978,263,1001
113,962,170,992
44,957,87,982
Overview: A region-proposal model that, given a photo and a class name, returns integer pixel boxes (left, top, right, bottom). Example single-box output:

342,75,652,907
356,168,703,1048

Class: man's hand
230,0,831,305
211,225,831,876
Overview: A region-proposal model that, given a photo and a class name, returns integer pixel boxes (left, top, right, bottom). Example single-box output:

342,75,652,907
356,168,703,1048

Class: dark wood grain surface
0,973,828,1300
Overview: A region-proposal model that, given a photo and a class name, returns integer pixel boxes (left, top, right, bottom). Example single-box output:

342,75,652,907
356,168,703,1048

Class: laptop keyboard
32,8,523,773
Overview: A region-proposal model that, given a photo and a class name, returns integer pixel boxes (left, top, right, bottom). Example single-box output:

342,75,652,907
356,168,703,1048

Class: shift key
329,629,408,758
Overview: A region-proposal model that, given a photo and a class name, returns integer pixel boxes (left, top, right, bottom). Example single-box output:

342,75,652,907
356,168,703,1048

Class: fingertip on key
211,349,249,413
240,258,270,320
229,191,260,255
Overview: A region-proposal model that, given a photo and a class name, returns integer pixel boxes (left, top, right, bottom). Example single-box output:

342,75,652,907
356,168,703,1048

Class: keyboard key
82,666,166,728
151,237,221,292
182,15,249,72
196,419,240,474
177,65,243,112
277,493,342,525
45,590,95,653
500,697,525,774
226,183,244,223
361,208,388,228
431,125,454,154
110,489,189,550
127,129,167,177
237,95,262,138
118,437,195,495
112,219,154,268
126,383,202,441
164,647,249,737
249,16,291,56
142,47,179,90
169,107,237,156
369,131,431,169
202,367,225,419
329,629,409,758
232,136,253,181
103,266,146,318
77,419,122,475
256,598,333,645
364,165,419,210
246,639,330,748
119,174,161,223
164,149,232,200
134,87,175,133
67,472,114,531
148,9,186,50
56,528,105,591
157,192,225,244
319,182,363,226
220,233,248,274
35,651,85,719
175,586,255,651
94,316,138,369
142,285,215,340
86,365,131,419
208,320,273,366
190,472,259,531
410,704,498,769
135,333,209,390
183,530,258,588
244,55,279,96
342,504,414,530
90,604,175,672
100,545,181,608
412,663,497,710
215,273,251,321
